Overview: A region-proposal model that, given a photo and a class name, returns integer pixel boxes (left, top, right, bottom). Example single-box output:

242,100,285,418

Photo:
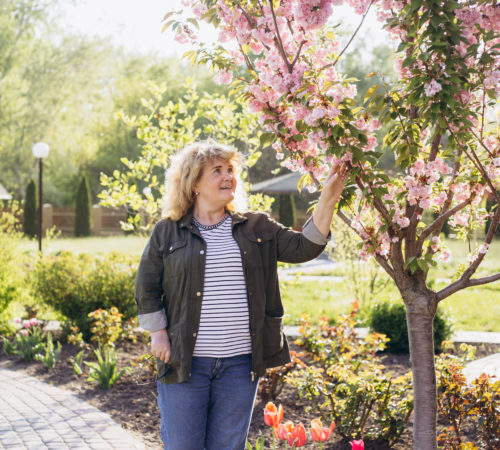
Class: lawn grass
281,238,500,332
17,235,149,256
13,235,500,332
280,277,500,332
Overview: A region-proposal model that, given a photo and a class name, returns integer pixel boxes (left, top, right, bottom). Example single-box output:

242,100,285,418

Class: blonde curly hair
161,141,247,221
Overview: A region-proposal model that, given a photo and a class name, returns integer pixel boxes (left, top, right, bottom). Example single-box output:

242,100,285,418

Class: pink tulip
350,439,365,449
20,329,28,336
22,320,31,328
14,317,21,324
29,318,38,327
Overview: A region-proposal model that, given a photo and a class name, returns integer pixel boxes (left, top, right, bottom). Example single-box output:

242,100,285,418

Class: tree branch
336,210,396,279
290,40,306,69
418,199,472,244
436,206,500,301
468,272,500,287
321,1,374,70
268,0,292,73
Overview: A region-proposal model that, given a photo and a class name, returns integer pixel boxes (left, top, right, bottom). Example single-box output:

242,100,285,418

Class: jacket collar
178,207,248,230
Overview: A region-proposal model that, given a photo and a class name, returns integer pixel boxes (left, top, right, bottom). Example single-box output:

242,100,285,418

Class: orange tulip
350,439,365,449
263,402,284,427
288,422,307,447
277,420,294,441
310,418,335,442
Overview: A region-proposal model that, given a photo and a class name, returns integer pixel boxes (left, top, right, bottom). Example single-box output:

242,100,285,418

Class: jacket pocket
245,230,274,245
263,314,284,359
163,239,188,277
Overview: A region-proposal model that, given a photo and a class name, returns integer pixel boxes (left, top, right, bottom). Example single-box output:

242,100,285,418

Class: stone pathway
0,368,145,449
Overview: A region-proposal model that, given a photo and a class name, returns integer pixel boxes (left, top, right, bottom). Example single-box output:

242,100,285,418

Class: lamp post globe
32,142,49,159
32,142,49,253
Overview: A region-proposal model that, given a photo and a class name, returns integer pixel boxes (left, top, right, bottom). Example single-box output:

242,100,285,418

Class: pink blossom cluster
423,80,442,97
184,0,383,181
405,158,452,209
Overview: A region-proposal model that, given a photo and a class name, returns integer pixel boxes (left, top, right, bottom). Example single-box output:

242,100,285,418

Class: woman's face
193,158,237,209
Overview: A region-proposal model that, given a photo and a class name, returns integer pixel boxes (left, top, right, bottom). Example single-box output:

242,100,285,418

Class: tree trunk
405,292,438,450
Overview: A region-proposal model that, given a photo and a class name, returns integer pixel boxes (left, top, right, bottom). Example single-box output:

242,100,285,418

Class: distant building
0,183,12,200
251,172,303,194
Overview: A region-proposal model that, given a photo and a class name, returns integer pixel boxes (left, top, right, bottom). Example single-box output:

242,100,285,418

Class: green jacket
134,208,328,384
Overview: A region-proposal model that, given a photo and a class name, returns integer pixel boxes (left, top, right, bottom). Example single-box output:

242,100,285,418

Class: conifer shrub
23,179,38,238
75,174,92,237
279,194,296,228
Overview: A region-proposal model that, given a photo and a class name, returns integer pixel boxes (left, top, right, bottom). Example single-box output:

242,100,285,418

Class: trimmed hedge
31,251,138,340
368,301,453,353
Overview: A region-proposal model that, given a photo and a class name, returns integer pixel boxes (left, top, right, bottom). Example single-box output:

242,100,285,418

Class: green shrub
279,194,296,228
288,301,413,445
23,179,38,238
436,341,500,449
0,203,23,323
31,251,137,340
74,174,92,237
368,301,453,353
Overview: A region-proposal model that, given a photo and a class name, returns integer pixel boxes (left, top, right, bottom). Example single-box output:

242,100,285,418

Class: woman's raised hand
312,161,349,238
320,160,349,206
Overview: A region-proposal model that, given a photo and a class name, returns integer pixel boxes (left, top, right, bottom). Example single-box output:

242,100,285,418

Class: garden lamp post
32,142,49,253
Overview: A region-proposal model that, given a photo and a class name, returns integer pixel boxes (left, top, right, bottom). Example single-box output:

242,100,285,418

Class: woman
135,141,346,450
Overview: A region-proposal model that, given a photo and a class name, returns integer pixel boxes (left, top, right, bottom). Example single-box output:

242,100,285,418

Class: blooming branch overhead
167,0,499,282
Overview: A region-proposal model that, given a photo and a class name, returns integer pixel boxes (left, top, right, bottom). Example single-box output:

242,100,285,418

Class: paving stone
0,367,146,449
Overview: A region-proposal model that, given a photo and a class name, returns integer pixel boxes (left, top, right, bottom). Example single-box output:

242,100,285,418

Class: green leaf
259,132,275,147
363,84,380,104
404,256,415,271
417,259,428,272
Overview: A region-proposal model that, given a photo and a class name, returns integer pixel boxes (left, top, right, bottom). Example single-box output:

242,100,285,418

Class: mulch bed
1,337,498,449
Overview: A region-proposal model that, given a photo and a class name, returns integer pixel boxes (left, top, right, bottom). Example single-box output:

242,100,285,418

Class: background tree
23,179,38,238
74,174,92,237
99,81,273,234
167,1,500,448
279,194,296,228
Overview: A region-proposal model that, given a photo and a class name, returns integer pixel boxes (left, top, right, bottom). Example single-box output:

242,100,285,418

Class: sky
60,0,389,58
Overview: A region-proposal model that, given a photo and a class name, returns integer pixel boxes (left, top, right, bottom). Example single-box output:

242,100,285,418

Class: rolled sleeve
138,310,167,332
134,221,167,330
302,217,332,245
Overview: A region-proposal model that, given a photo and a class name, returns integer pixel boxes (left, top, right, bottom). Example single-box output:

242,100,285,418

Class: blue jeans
157,353,259,450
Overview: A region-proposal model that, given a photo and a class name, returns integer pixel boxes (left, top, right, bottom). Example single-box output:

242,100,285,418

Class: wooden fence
1,205,127,236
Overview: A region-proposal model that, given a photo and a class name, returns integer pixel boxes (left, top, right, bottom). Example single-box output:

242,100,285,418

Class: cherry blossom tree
165,1,500,448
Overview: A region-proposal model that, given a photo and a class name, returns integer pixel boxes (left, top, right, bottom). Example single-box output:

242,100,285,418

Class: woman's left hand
312,161,349,237
320,161,349,206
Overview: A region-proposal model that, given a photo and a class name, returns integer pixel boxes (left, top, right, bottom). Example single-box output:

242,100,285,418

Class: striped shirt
192,214,252,357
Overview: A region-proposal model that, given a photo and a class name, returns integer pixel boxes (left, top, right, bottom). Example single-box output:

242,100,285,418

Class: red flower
350,439,365,449
277,421,294,441
287,422,307,447
310,418,335,442
263,402,283,427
